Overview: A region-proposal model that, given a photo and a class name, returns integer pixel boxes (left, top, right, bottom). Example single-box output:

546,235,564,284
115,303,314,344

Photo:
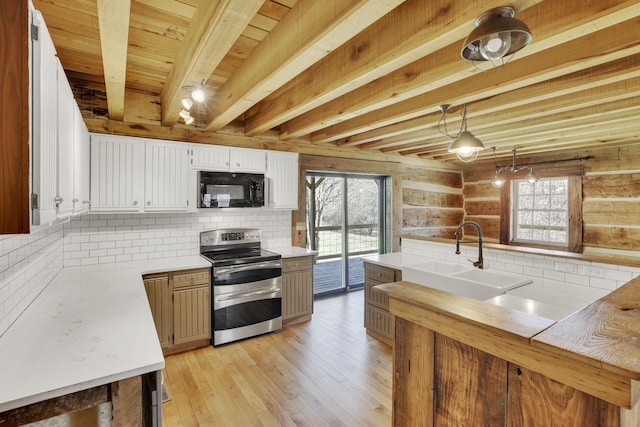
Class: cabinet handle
55,196,64,204
147,201,151,206
83,200,92,205
376,313,382,319
133,201,138,206
72,198,79,203
282,277,286,284
376,272,382,277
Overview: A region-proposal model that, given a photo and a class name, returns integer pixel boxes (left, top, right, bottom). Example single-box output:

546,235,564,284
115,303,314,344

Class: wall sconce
437,104,485,162
491,146,538,188
461,6,532,70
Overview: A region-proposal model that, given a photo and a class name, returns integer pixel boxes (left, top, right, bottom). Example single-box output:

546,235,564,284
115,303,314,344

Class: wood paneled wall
460,167,502,243
582,144,640,254
401,166,464,239
462,143,640,254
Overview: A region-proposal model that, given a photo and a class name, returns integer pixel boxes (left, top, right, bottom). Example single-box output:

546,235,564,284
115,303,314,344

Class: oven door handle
216,286,281,302
215,260,281,275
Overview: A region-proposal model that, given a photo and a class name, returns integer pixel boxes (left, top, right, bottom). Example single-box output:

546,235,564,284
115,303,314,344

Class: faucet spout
454,221,484,269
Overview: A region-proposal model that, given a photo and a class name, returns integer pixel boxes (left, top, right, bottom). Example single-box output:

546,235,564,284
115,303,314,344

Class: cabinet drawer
172,268,210,289
365,264,396,283
365,304,394,340
282,256,313,273
365,281,389,310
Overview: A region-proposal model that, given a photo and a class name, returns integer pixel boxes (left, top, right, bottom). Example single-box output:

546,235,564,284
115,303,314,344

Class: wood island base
0,371,161,427
378,280,640,427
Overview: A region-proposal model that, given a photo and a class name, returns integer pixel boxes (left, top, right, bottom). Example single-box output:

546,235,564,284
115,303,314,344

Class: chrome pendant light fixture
491,146,538,188
438,104,485,162
461,6,532,70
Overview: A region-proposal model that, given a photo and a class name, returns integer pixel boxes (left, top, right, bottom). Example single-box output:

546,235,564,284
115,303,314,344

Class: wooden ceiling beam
160,0,264,127
384,97,640,158
96,0,131,121
352,58,640,150
429,128,640,163
204,0,406,131
295,0,640,142
372,84,640,152
414,121,640,162
242,0,540,136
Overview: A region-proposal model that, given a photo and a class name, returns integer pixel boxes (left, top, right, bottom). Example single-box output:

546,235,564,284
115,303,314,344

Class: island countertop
0,256,211,413
377,277,640,409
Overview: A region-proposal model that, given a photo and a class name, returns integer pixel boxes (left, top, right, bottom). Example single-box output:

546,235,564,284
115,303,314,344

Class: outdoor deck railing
312,224,379,260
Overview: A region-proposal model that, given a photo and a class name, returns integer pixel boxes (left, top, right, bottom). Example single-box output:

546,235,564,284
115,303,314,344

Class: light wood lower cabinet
364,261,401,346
282,256,314,325
143,268,211,355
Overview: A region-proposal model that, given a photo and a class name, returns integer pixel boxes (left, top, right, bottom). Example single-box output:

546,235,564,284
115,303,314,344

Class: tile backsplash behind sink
401,238,640,292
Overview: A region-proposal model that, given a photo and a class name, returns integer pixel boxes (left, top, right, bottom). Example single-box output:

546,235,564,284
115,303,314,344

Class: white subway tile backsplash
589,277,617,291
62,210,292,267
400,238,640,294
0,225,64,337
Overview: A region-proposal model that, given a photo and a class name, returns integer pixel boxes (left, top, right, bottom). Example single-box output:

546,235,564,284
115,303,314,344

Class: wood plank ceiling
34,0,640,165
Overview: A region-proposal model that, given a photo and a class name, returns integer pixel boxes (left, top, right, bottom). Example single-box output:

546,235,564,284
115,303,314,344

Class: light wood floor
161,290,393,427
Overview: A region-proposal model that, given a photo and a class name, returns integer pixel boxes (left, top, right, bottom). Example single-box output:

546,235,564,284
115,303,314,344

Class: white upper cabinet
31,10,58,225
90,134,145,212
230,148,266,173
31,9,89,225
266,151,299,209
144,139,189,211
72,108,90,215
188,144,230,171
56,60,75,219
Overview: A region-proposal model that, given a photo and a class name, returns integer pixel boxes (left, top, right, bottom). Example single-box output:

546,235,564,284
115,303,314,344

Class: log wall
401,166,464,239
462,143,640,254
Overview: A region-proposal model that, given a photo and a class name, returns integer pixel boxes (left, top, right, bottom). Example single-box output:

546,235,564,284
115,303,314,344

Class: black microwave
198,171,265,208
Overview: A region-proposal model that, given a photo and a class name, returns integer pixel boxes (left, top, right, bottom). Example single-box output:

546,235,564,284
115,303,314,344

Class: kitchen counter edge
0,256,210,413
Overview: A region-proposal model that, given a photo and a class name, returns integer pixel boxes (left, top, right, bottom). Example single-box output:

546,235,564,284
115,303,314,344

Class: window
499,168,582,253
512,178,568,246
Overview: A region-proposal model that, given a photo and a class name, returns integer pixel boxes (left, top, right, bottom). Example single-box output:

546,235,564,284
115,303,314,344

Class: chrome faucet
455,221,484,269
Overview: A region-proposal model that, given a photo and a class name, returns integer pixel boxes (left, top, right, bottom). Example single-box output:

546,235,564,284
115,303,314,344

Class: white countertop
488,281,610,321
0,256,210,413
269,246,318,258
370,252,611,322
362,253,425,270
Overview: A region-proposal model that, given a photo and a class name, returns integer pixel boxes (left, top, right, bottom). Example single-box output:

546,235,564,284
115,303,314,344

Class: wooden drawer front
365,264,396,283
282,256,313,273
172,268,210,289
365,304,393,339
365,281,389,310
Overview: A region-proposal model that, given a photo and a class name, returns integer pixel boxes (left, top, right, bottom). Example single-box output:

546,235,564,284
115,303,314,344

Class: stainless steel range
200,229,282,346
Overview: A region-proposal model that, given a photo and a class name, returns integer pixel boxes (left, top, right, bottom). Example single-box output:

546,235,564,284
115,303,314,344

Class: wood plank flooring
162,290,393,426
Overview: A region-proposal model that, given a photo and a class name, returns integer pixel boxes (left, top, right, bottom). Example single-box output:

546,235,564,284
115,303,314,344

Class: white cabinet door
230,148,266,172
144,140,189,211
266,151,299,209
90,134,144,212
188,144,230,171
56,60,75,219
72,108,90,215
31,10,58,225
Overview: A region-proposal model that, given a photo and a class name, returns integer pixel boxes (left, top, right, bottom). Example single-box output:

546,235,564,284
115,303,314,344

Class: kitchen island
377,278,640,426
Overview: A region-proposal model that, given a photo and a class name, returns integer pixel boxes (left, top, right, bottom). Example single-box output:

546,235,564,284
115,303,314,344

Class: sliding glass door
306,173,387,296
